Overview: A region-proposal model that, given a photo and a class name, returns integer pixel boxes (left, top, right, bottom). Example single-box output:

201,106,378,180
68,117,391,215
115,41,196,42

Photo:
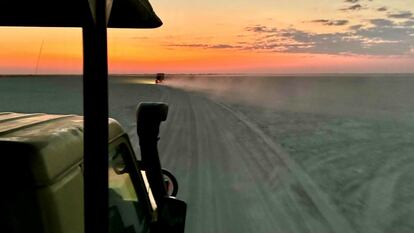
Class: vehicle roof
0,112,125,186
0,0,162,28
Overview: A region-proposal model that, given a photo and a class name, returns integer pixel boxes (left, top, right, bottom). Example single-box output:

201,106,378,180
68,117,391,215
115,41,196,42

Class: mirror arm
136,102,169,206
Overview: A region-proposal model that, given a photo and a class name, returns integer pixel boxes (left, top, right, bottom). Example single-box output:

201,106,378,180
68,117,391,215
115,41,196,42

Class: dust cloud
165,74,290,109
164,74,414,120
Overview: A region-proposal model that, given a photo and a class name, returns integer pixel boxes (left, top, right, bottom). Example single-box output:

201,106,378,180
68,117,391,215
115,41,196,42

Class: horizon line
1,72,414,77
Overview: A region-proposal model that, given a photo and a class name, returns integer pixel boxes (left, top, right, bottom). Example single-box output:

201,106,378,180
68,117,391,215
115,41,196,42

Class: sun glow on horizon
0,0,413,74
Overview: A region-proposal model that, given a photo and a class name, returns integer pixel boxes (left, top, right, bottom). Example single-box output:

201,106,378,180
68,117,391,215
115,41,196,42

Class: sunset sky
0,0,413,74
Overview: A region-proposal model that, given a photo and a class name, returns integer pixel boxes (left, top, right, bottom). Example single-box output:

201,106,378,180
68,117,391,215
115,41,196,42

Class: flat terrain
1,75,413,233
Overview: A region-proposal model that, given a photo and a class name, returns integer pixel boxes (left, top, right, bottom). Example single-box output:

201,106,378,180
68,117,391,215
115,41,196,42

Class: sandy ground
1,75,414,233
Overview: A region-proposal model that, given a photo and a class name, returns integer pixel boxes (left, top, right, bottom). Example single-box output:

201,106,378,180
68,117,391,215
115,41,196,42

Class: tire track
215,101,355,233
191,96,264,233
155,86,356,233
179,91,333,233
212,102,327,233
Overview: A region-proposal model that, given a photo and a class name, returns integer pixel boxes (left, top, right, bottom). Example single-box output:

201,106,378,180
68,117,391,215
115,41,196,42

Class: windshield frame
108,135,157,225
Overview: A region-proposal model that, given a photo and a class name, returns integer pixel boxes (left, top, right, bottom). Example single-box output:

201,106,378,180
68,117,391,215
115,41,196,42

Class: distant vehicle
155,73,165,84
0,103,186,233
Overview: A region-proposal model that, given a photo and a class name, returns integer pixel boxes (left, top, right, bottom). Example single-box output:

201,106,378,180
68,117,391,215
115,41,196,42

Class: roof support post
82,1,109,233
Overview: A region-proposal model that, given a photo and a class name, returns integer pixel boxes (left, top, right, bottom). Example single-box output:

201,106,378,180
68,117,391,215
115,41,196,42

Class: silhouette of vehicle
155,73,165,84
0,103,186,233
0,1,186,233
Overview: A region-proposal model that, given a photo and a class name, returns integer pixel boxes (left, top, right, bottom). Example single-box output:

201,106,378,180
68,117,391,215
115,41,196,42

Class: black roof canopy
0,0,162,28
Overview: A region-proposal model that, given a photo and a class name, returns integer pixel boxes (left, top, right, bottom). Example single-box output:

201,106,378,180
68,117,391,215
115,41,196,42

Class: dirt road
110,83,364,233
159,87,353,233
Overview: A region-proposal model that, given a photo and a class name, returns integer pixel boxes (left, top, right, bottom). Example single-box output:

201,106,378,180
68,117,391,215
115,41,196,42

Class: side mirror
136,102,169,202
162,169,178,197
136,102,187,233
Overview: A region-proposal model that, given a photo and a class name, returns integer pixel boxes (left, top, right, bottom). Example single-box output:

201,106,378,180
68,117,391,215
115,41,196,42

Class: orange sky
0,0,413,74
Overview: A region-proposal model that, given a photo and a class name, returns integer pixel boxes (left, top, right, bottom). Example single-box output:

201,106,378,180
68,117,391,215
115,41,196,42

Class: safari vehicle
0,103,186,233
0,0,186,233
155,73,165,84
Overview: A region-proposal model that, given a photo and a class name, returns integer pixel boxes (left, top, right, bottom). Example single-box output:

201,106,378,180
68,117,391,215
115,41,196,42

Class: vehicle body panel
0,112,139,233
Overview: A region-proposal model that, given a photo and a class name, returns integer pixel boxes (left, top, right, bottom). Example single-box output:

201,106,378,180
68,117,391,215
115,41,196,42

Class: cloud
310,19,349,26
310,19,330,23
369,19,396,27
356,24,414,42
349,24,364,30
388,11,413,19
340,4,363,11
168,43,207,48
167,43,241,49
245,25,278,33
169,15,414,57
241,20,414,56
344,0,359,3
377,7,387,12
209,44,238,49
166,2,414,58
402,20,414,27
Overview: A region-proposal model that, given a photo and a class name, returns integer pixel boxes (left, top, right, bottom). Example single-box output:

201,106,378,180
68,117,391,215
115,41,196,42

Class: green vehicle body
0,111,186,233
